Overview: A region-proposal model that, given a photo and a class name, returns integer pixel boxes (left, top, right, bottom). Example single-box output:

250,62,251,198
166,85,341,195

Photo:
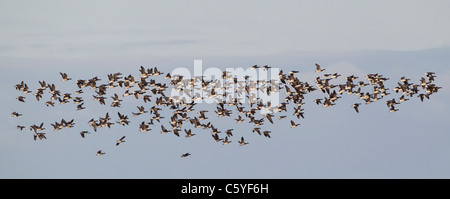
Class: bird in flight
11,112,22,117
238,137,249,146
352,103,361,113
60,72,72,81
315,63,325,73
290,120,300,128
96,150,106,156
181,152,191,158
116,136,126,146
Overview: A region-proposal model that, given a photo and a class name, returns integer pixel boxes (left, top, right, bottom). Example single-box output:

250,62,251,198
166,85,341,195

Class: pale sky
1,0,450,59
1,1,449,178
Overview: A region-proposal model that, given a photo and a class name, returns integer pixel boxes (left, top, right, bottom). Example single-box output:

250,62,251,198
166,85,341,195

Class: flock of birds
11,64,441,157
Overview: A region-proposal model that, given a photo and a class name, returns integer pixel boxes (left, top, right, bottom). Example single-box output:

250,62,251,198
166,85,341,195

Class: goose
150,106,162,114
277,103,287,112
153,67,163,76
346,75,358,83
73,97,83,104
322,98,334,107
184,129,196,138
225,129,234,137
352,103,361,113
29,123,45,132
11,112,22,117
400,76,410,84
76,103,85,111
14,81,25,91
90,121,99,132
427,84,441,93
161,125,171,134
251,118,264,126
265,114,274,124
122,74,135,84
250,65,260,70
142,95,151,103
92,96,106,105
425,72,435,76
191,117,202,128
132,106,147,116
385,99,399,107
60,72,72,81
62,119,75,128
170,115,178,125
80,131,89,138
139,66,148,78
262,131,271,138
426,74,436,82
75,79,87,88
62,93,72,100
17,125,25,131
211,125,221,135
234,115,244,124
359,81,367,87
252,127,261,135
58,97,69,104
99,112,110,122
315,63,325,73
399,95,409,102
198,110,208,120
165,73,171,79
51,121,63,131
74,89,83,95
181,152,191,158
222,136,232,145
34,90,43,101
16,96,25,103
418,94,429,102
45,101,55,107
381,91,390,97
314,98,322,105
96,150,105,156
290,120,300,128
48,83,57,94
104,121,114,129
238,137,249,146
212,134,223,142
139,122,151,132
117,119,130,126
33,133,46,141
351,87,361,96
322,74,332,78
262,65,271,70
21,84,31,93
107,73,122,83
123,90,131,97
331,73,341,79
389,105,399,112
111,101,121,107
117,112,130,126
116,136,126,146
111,93,122,103
278,115,287,120
173,129,181,137
151,113,164,122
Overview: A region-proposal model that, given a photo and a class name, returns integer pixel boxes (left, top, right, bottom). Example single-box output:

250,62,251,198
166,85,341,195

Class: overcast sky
1,1,450,178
